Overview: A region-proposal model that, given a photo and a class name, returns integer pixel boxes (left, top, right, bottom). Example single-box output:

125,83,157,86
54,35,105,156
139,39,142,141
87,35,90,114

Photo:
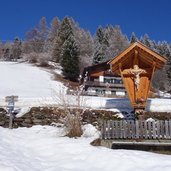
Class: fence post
103,120,107,139
160,120,165,139
152,121,156,139
123,120,127,139
165,120,169,139
135,120,139,139
169,120,171,138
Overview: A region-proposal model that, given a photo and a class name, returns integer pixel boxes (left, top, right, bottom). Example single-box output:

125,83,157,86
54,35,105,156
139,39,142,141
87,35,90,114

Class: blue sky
0,0,171,42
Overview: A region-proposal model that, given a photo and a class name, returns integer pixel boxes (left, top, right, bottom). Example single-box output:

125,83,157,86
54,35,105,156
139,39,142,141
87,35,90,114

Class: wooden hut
109,41,167,112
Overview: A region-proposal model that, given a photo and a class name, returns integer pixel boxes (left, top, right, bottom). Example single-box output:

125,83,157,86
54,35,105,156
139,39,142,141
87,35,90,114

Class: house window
104,78,115,84
111,90,116,95
115,79,123,84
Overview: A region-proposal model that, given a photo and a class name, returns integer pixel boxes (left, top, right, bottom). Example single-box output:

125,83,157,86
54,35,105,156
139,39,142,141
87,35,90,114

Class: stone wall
0,107,63,128
0,107,120,128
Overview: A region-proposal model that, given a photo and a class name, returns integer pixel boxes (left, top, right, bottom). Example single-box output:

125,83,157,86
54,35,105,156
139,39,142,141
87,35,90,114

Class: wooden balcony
85,81,125,88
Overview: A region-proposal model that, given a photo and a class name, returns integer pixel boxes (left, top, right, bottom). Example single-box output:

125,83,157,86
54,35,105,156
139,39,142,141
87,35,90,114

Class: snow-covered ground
1,62,171,171
0,125,171,171
0,62,64,98
0,62,171,113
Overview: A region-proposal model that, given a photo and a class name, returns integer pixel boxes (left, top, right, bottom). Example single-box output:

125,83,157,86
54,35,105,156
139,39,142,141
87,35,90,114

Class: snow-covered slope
0,62,63,98
0,125,171,171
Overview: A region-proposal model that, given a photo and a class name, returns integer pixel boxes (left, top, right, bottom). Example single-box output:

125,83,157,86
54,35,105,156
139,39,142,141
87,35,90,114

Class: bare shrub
23,52,50,67
23,52,38,63
64,111,83,137
53,84,87,137
37,53,49,67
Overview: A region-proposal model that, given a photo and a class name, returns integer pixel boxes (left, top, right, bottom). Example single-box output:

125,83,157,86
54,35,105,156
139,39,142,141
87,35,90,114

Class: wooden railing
101,120,171,140
85,81,125,88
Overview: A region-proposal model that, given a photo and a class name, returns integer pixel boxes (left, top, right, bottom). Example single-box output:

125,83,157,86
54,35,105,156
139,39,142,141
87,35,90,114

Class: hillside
0,62,64,98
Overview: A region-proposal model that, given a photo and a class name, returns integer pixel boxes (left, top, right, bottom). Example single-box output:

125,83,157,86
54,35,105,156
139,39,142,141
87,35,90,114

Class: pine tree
95,26,104,44
11,37,22,60
52,17,74,62
48,17,60,42
61,34,80,81
130,32,137,43
93,25,129,64
3,42,12,60
167,45,171,90
93,27,107,64
0,41,4,59
4,48,10,60
76,29,94,69
93,43,107,64
143,34,152,48
39,17,48,41
25,17,48,54
45,17,61,56
152,41,171,91
107,25,129,59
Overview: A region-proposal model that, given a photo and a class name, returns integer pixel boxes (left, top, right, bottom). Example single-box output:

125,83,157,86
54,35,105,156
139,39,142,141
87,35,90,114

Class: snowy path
0,125,171,171
1,95,171,113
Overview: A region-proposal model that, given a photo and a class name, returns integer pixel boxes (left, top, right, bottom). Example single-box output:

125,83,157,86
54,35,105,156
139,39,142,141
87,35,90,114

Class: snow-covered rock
82,124,100,138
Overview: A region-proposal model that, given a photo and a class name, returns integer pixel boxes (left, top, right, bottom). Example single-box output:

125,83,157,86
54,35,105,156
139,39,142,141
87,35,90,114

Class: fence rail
101,120,171,139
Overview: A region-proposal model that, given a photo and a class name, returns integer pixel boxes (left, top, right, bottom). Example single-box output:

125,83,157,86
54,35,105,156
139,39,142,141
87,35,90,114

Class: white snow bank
16,107,31,117
146,98,171,112
158,91,171,98
0,125,171,171
82,124,100,138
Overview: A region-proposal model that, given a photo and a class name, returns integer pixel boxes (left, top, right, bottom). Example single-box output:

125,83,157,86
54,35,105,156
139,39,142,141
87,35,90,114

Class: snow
146,118,155,122
48,61,63,75
158,91,171,98
0,62,65,99
16,107,31,117
0,125,171,171
82,124,100,138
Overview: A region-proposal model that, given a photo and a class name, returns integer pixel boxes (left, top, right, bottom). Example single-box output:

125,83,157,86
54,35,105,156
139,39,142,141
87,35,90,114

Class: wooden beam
110,44,137,65
134,50,139,65
111,51,135,72
138,47,166,65
146,61,156,99
138,51,164,69
136,43,167,63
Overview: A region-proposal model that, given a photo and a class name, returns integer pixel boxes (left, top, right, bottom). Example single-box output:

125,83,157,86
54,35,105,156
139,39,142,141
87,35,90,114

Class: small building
83,61,126,97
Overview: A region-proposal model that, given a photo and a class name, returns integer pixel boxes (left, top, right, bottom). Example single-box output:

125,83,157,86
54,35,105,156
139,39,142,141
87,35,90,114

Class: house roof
82,61,110,77
108,41,167,72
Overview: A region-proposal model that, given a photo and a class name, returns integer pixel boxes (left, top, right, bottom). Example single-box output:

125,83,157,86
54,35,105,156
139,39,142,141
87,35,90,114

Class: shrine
109,41,167,113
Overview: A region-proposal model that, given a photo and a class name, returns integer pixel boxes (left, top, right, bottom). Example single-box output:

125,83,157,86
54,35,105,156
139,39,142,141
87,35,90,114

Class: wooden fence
101,120,171,139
